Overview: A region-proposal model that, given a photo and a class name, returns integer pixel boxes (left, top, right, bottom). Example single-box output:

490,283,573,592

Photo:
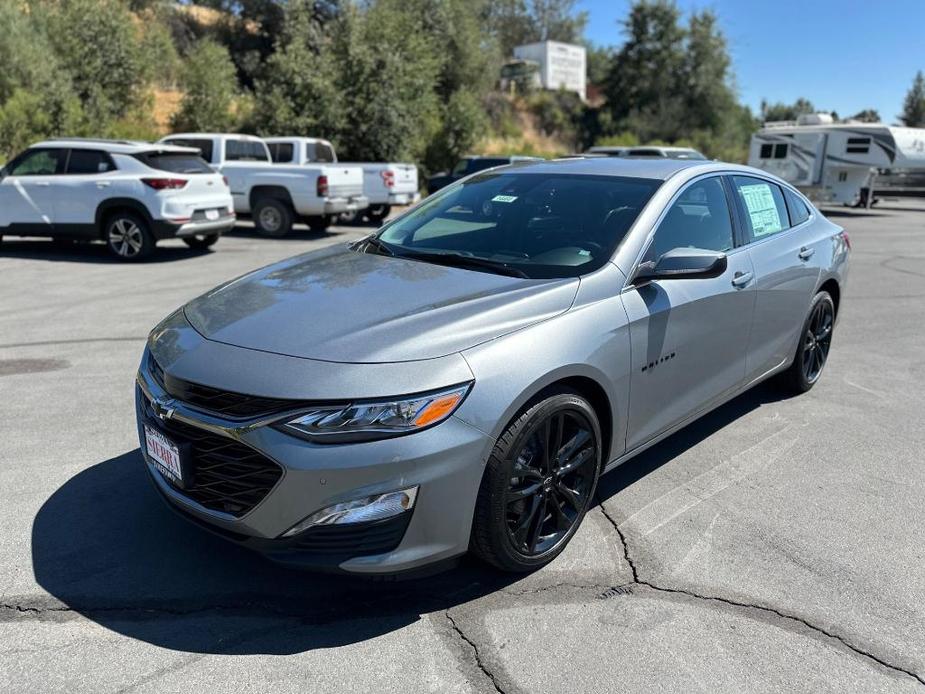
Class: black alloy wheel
801,296,834,384
504,410,598,556
782,290,835,393
471,389,602,572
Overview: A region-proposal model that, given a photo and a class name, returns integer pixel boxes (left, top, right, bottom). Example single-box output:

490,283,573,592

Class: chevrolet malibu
136,157,849,575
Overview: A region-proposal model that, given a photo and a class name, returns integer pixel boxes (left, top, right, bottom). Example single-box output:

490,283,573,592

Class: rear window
136,152,213,174
163,138,213,162
225,139,268,162
268,142,294,163
627,149,665,157
308,142,336,163
66,149,115,174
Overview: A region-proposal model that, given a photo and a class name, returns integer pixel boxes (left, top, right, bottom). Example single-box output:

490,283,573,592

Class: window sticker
739,184,782,236
491,194,518,203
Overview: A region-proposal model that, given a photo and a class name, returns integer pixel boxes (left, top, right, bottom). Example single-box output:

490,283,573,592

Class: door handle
798,247,815,261
731,271,753,288
96,182,111,189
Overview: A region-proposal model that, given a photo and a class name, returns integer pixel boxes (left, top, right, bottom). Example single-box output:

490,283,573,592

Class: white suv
0,139,235,260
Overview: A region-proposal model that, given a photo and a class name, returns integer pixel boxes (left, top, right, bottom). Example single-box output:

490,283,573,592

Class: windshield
375,172,661,279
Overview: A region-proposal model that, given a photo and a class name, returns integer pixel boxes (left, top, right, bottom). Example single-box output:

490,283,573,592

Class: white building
513,40,586,101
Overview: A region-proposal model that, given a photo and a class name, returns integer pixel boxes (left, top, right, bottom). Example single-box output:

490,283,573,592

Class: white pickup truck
158,133,368,236
264,137,419,224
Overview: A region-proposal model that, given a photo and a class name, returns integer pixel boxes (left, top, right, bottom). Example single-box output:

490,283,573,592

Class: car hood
183,245,579,363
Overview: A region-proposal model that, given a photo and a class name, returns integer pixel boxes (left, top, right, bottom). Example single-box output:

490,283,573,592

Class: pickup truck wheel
183,234,220,250
254,198,293,237
306,215,332,232
366,205,391,224
105,213,155,261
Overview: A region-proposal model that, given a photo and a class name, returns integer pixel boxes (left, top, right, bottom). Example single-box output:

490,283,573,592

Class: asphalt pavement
1,204,924,693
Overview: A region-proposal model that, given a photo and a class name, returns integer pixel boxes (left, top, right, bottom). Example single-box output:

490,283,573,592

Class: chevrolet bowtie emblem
151,396,176,421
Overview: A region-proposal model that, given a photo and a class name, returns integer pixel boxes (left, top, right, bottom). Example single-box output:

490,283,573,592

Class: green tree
900,71,925,127
487,0,588,57
43,0,144,125
760,97,815,123
849,108,881,123
172,40,237,132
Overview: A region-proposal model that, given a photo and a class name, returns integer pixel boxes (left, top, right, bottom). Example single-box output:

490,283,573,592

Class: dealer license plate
144,424,183,484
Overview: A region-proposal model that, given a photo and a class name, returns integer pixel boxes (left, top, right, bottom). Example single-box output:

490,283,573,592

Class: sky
577,0,925,123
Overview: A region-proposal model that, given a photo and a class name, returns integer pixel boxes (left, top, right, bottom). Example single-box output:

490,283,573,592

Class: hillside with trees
2,0,921,170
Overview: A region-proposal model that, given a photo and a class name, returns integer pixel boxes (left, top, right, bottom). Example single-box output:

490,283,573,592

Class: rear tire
104,212,155,261
781,290,835,393
183,234,220,250
366,204,391,224
470,389,602,572
306,215,332,232
253,198,293,237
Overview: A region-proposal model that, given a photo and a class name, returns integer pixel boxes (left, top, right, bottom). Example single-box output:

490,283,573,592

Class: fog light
280,486,418,538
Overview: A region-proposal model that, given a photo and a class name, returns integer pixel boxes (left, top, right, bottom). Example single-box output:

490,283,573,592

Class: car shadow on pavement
0,239,213,264
32,381,791,656
31,449,515,655
596,380,792,502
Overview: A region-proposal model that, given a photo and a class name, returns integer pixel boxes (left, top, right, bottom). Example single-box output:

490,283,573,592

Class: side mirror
635,247,728,283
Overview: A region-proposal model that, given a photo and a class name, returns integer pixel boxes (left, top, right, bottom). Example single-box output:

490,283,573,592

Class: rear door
730,175,822,382
622,175,757,450
0,148,65,232
53,149,118,236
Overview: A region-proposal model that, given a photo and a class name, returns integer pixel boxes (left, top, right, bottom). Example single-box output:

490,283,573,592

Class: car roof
31,138,199,155
488,156,764,181
162,133,265,141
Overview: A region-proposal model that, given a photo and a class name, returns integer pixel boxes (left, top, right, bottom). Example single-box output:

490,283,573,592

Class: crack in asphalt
596,501,925,687
444,610,506,694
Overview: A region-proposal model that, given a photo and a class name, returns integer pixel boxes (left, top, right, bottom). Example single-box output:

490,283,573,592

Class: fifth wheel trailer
748,114,925,206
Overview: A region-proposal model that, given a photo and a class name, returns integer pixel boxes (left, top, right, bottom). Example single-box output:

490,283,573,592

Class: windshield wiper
361,236,396,256
396,249,530,278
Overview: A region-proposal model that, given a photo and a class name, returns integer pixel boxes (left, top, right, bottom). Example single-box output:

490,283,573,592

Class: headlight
278,383,472,443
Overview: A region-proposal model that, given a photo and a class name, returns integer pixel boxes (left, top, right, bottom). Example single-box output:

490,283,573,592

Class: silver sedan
135,157,850,575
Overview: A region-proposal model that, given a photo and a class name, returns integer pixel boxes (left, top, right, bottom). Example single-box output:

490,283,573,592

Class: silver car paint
137,158,849,574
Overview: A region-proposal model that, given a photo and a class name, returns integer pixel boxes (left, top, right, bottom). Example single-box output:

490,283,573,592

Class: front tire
105,212,155,261
781,290,835,393
471,389,602,572
183,234,220,250
253,198,293,237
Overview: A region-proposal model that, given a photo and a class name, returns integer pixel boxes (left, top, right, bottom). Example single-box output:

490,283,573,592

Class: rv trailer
748,113,925,207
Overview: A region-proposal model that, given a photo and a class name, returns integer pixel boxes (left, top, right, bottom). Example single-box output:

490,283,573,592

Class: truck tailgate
388,164,418,194
324,165,364,198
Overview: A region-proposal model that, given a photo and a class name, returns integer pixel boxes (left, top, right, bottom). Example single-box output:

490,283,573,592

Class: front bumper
134,349,491,574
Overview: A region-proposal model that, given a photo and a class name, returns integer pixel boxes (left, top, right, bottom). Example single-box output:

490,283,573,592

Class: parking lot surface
2,205,925,693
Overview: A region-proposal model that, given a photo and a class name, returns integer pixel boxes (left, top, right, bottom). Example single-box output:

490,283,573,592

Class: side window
451,160,469,176
759,143,773,159
784,188,811,226
268,143,293,163
847,137,870,154
65,150,115,175
731,175,790,241
773,143,788,158
314,142,336,162
225,139,268,162
8,149,65,176
644,177,734,262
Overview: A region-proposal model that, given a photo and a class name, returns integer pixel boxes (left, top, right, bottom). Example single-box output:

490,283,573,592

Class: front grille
149,355,301,420
142,391,283,517
292,513,412,556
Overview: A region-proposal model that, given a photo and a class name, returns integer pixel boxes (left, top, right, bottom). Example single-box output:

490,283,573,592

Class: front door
0,148,65,233
622,175,757,450
53,149,119,236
